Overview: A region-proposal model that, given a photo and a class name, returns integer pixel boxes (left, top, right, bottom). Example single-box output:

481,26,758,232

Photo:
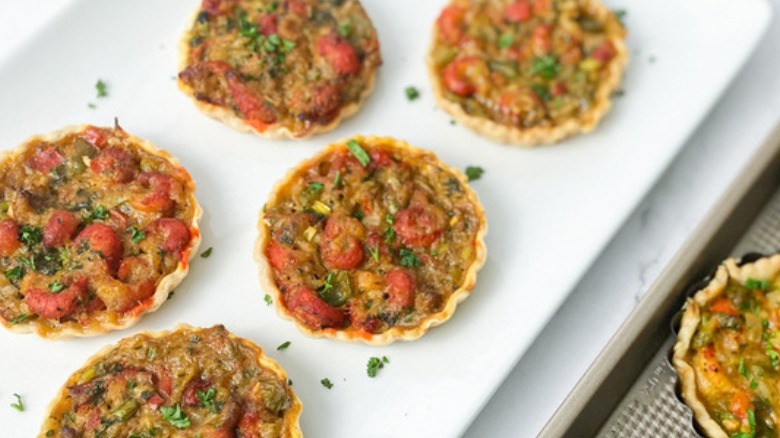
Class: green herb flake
384,213,395,243
87,205,109,222
498,33,515,49
309,181,324,193
321,272,334,294
739,357,748,379
367,244,380,262
10,393,24,412
405,86,420,101
333,171,342,187
338,22,351,38
197,388,219,413
749,408,756,433
5,266,24,284
19,256,35,271
87,103,97,109
346,140,371,167
320,378,334,389
131,226,146,244
465,166,484,182
750,379,758,390
766,342,780,370
529,55,560,79
746,278,771,291
200,247,213,258
277,341,291,351
367,356,390,378
19,225,42,247
96,80,108,98
264,294,273,306
49,280,66,293
160,404,190,429
9,313,30,325
531,84,552,102
399,248,420,268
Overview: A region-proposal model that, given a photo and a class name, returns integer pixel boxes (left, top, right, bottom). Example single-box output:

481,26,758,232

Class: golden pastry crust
673,255,780,438
0,125,202,338
39,324,302,437
427,0,628,146
255,136,487,345
178,0,382,139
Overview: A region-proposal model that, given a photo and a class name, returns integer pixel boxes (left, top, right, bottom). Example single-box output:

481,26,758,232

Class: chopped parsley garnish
320,378,334,389
48,280,66,293
399,248,420,268
531,84,552,101
333,171,342,187
529,55,560,79
264,294,273,306
19,225,42,247
18,256,35,271
739,357,748,379
5,266,24,284
338,22,351,38
10,393,24,412
197,389,220,413
277,341,291,351
465,166,484,182
9,313,30,325
766,342,780,370
131,226,146,244
96,80,108,98
160,404,190,428
87,103,97,109
367,244,380,262
405,86,420,101
321,272,335,294
384,213,395,243
367,356,390,378
238,11,295,62
346,139,371,167
87,205,110,222
497,33,515,49
749,408,757,433
750,379,758,390
200,247,213,258
309,181,324,193
746,278,771,290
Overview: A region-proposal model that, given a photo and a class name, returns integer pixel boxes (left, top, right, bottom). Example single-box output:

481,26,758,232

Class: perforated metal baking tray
540,123,780,437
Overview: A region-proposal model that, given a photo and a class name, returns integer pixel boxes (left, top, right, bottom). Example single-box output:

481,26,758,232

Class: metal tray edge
539,122,780,437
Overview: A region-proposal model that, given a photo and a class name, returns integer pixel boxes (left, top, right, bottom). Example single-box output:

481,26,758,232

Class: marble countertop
1,1,779,436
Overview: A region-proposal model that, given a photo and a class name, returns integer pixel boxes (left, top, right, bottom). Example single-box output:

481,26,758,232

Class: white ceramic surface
0,0,770,436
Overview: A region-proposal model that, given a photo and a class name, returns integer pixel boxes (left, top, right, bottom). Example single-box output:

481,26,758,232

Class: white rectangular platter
0,0,770,436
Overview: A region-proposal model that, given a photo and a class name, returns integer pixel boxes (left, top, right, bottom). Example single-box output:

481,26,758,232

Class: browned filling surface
41,325,296,437
0,126,197,335
262,137,483,337
430,0,624,129
179,0,381,137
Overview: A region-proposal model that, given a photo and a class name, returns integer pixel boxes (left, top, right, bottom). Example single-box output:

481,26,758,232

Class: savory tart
255,136,487,345
427,0,628,146
39,324,302,437
178,0,382,139
673,254,780,437
0,124,202,338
